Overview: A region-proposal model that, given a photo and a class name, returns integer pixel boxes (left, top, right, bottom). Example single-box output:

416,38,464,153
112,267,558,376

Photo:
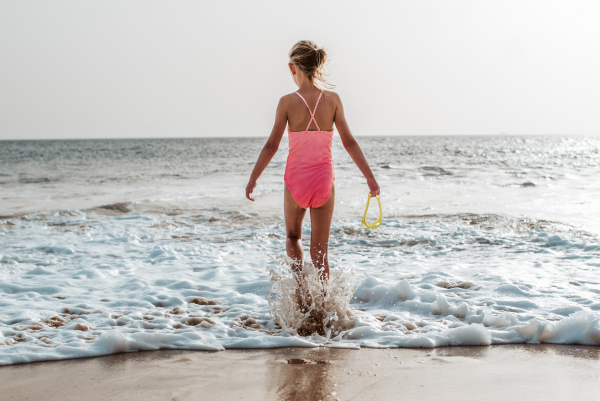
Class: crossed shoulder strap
294,91,323,131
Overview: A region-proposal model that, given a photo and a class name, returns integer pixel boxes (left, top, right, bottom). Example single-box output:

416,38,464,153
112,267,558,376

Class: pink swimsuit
284,91,335,209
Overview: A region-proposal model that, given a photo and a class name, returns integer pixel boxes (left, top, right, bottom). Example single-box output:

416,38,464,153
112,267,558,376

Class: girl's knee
287,233,302,242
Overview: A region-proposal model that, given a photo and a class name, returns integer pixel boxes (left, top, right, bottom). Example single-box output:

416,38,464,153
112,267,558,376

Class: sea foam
1,136,599,365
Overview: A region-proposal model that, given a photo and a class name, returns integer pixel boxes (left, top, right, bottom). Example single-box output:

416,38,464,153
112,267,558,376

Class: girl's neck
296,76,319,93
297,83,320,93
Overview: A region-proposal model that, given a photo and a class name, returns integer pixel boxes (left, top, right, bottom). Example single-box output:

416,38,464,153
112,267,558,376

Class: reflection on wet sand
268,348,340,401
266,345,600,401
1,345,599,401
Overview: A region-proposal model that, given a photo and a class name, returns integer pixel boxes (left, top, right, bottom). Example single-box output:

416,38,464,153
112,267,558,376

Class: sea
1,135,599,365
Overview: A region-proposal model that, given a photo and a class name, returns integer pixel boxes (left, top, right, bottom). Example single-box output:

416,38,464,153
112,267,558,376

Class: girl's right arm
246,97,288,201
333,93,381,197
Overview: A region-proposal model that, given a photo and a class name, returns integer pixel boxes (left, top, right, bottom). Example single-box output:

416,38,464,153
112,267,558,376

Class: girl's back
285,91,337,133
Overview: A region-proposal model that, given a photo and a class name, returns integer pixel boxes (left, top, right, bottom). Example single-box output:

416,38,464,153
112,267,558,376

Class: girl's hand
246,180,257,201
367,178,380,197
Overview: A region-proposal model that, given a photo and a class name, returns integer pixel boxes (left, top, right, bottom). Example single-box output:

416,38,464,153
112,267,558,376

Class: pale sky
1,0,599,140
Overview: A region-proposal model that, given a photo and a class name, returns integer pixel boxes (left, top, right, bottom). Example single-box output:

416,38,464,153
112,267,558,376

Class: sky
1,0,599,140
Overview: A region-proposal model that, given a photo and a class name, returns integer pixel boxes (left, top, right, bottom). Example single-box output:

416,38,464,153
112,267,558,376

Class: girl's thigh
309,185,335,251
284,183,306,238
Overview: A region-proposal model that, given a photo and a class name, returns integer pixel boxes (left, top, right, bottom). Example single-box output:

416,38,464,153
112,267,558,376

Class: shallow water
1,136,599,364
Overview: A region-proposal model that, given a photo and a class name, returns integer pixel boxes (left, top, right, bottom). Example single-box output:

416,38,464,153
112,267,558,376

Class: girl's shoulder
326,91,341,104
279,92,298,103
279,90,341,104
321,90,341,101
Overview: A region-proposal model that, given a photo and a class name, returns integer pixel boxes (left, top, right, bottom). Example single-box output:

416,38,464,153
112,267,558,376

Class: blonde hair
289,40,334,91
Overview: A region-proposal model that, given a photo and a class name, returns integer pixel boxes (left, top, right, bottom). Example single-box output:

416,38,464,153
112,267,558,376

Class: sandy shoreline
1,345,599,400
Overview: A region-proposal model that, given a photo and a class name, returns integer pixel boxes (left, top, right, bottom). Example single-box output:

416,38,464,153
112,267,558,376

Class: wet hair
289,40,334,91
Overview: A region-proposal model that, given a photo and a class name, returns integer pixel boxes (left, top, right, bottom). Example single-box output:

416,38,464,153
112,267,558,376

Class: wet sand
1,345,599,401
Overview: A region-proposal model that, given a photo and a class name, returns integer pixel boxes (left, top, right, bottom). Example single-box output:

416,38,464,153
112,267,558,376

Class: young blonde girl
246,40,380,286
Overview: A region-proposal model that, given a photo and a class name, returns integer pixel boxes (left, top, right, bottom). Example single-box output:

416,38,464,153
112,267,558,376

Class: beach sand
1,345,599,400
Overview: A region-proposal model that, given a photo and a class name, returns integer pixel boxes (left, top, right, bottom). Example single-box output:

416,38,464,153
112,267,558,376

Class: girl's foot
293,287,313,313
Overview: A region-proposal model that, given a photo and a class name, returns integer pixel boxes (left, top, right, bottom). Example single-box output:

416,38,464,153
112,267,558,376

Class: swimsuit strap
294,91,322,131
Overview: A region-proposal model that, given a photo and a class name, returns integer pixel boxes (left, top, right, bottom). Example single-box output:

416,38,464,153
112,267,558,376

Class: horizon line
1,132,595,142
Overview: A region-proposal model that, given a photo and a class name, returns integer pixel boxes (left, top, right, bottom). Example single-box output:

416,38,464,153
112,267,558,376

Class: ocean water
1,135,599,365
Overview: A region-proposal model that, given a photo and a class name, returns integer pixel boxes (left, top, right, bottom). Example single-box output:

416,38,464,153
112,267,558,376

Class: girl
246,40,380,286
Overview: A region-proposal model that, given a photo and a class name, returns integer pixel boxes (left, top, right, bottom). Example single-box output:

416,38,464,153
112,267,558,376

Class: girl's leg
309,186,335,281
284,184,307,279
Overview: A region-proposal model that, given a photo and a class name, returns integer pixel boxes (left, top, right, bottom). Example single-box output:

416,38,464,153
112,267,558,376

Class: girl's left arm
246,98,288,201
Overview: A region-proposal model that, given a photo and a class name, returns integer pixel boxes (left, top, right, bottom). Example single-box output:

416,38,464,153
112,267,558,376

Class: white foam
2,210,599,364
1,136,600,364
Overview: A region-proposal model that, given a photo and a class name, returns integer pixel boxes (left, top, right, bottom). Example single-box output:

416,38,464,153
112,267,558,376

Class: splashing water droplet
266,254,357,337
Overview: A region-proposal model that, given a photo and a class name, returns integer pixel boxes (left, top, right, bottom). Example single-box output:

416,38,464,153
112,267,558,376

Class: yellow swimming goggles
361,192,382,229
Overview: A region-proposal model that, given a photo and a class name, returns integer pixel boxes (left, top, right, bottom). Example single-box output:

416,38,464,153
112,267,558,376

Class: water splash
266,255,357,338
